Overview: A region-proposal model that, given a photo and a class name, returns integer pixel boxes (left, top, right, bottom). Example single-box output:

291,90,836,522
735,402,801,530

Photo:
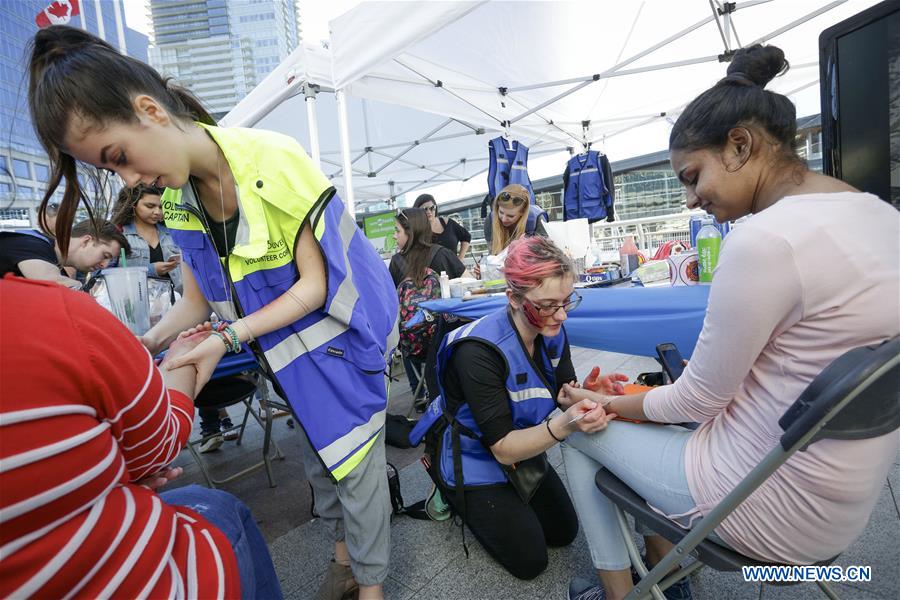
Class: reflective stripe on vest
434,307,566,488
487,137,536,204
563,151,609,222
162,125,398,481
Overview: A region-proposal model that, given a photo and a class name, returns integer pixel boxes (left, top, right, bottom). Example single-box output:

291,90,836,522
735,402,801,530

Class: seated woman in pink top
563,44,900,600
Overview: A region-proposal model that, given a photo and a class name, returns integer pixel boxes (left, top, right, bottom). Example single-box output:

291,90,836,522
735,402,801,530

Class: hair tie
723,71,756,87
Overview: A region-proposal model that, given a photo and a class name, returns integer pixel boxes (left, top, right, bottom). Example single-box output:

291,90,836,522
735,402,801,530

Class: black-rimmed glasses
523,291,582,317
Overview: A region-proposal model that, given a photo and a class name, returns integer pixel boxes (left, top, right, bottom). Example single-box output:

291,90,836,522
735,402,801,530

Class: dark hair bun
33,25,115,66
727,44,789,88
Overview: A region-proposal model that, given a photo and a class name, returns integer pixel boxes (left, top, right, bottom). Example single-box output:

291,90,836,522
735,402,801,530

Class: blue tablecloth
420,286,710,358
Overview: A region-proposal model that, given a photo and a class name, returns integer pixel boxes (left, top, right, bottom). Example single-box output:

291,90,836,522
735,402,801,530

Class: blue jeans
160,485,283,599
562,421,699,571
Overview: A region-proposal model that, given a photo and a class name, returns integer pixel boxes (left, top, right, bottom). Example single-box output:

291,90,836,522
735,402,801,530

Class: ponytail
28,25,215,253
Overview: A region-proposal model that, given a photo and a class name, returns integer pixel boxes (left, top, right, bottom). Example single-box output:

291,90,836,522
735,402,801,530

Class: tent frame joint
718,2,737,16
718,49,737,62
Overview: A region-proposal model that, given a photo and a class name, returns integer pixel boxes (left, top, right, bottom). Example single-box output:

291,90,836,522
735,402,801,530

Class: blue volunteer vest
563,151,611,223
410,307,566,489
162,124,398,482
487,137,537,204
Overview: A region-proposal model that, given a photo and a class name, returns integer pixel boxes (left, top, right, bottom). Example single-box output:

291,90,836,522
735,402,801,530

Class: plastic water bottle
619,235,640,276
696,219,722,284
439,271,451,299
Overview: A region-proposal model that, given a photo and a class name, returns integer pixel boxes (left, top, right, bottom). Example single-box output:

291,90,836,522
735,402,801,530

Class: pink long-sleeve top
644,192,900,565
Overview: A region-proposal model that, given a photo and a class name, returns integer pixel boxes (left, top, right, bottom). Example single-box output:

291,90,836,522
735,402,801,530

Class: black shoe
631,556,693,600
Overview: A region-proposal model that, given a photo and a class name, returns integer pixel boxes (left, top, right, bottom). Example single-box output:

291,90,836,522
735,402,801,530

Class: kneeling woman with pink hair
411,236,626,580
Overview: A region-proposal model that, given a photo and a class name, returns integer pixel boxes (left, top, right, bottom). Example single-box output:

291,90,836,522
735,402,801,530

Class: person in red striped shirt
0,274,282,598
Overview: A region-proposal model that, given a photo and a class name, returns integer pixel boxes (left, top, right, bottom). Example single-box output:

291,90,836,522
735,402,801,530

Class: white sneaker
199,434,224,453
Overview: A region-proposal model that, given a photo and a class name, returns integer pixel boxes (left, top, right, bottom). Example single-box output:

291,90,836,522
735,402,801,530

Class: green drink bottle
696,219,722,283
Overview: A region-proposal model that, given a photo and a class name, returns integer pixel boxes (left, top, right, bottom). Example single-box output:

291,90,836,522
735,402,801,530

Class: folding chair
594,336,900,600
187,368,286,489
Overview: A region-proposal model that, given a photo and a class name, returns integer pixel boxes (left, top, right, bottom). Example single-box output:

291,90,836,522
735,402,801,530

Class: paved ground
166,348,900,599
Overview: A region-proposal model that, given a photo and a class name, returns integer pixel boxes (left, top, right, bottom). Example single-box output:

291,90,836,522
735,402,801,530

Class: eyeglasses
422,205,437,213
498,191,528,206
396,209,408,222
524,291,582,317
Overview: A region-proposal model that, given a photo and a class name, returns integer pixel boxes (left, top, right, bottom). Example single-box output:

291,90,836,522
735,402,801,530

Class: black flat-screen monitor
819,0,899,207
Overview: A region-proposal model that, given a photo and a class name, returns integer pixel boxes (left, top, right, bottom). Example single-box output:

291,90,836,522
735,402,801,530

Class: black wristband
546,418,564,443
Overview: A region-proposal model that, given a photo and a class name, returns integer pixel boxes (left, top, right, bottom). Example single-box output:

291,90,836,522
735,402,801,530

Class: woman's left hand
163,334,227,396
135,466,183,491
583,366,629,395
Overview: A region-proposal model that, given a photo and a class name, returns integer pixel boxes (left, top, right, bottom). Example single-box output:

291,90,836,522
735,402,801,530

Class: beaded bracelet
212,331,232,352
213,322,241,353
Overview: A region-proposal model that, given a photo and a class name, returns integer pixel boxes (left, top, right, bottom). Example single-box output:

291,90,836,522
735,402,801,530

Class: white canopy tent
222,0,879,214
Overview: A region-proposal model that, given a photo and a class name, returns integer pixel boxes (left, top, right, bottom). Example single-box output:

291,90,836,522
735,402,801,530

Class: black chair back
779,336,900,451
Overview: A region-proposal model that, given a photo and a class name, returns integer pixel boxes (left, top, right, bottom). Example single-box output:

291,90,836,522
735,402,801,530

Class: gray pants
299,428,391,586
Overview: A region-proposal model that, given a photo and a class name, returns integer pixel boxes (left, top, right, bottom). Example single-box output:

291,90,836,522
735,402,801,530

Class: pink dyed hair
504,237,576,299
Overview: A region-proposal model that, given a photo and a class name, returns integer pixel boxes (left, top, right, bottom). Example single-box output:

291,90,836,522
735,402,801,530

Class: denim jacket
115,222,184,293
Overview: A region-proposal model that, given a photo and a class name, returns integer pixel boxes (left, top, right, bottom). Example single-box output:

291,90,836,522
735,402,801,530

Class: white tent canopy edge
223,0,878,213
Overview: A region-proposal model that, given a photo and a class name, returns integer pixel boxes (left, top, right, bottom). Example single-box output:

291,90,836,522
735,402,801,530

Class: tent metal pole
369,150,457,177
335,89,356,216
506,11,718,93
710,0,730,51
393,58,504,125
748,1,846,46
373,119,453,175
304,84,321,169
321,128,484,156
319,156,369,178
330,151,371,178
362,99,374,173
508,79,595,125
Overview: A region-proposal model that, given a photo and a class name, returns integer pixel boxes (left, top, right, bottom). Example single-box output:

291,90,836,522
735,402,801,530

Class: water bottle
696,219,722,284
439,271,451,299
619,235,640,276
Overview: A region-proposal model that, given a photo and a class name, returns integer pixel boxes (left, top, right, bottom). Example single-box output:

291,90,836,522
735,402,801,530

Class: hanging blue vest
410,307,566,489
563,151,612,223
487,137,536,204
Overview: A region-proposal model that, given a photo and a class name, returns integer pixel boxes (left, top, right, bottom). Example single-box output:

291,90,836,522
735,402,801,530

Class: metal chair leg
816,580,841,600
186,436,216,488
615,507,666,600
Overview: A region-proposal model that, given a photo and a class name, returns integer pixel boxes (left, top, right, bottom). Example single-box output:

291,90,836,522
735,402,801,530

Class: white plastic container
439,271,451,299
103,267,151,335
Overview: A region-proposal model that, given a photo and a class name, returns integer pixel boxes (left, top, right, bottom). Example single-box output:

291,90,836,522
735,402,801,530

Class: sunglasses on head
498,191,527,205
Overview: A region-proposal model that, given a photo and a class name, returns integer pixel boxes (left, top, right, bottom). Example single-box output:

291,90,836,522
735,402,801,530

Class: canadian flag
35,0,81,28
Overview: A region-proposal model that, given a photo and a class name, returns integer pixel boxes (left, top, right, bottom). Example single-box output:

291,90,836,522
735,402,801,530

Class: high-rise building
0,0,149,227
148,0,300,119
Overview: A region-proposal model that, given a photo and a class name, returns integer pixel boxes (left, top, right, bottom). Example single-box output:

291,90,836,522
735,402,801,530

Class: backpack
397,268,441,360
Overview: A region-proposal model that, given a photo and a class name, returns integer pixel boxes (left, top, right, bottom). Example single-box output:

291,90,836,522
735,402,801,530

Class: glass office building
149,0,300,119
0,0,148,227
